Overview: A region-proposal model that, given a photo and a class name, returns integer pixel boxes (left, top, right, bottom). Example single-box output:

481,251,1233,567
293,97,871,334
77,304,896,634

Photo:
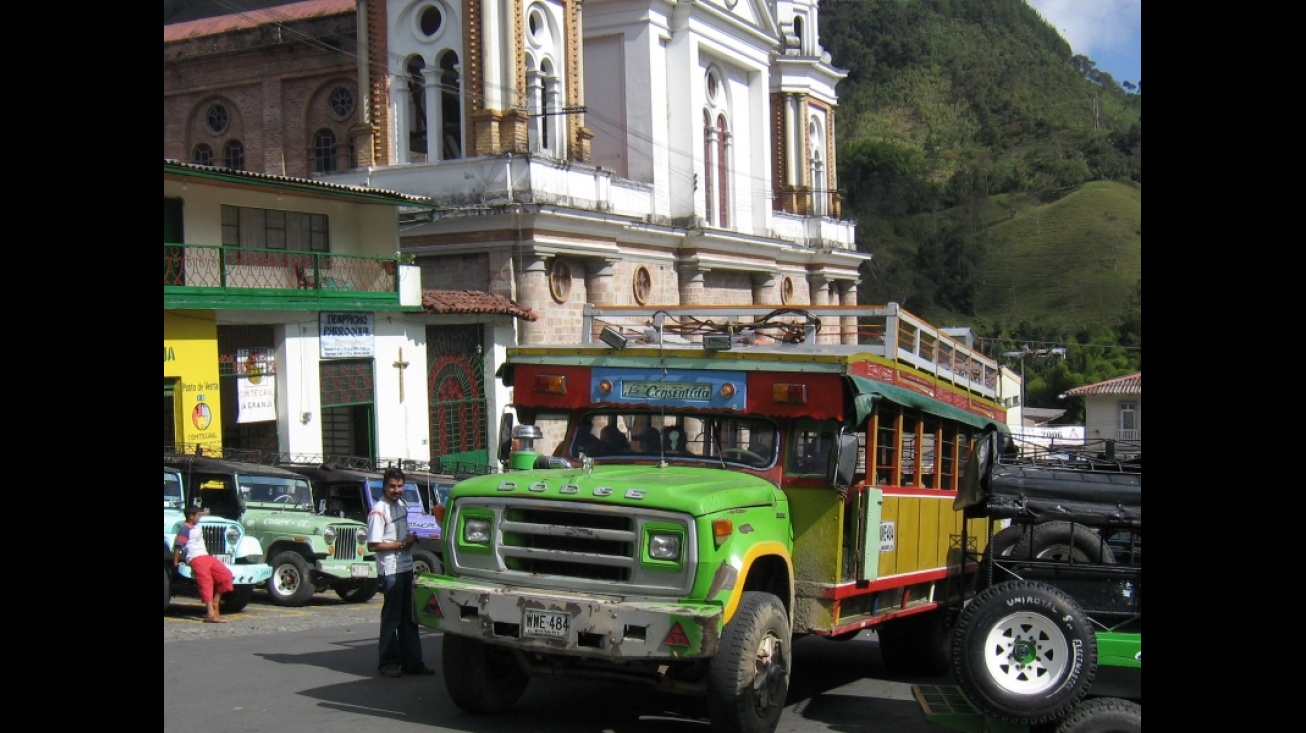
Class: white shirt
367,498,413,575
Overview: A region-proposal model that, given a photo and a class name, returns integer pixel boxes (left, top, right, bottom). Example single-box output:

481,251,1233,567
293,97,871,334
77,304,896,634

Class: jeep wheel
953,580,1097,725
706,591,791,733
267,551,316,606
163,566,172,615
442,635,529,714
412,549,443,576
1055,697,1142,733
336,578,379,603
220,584,255,613
878,608,951,677
1014,522,1115,564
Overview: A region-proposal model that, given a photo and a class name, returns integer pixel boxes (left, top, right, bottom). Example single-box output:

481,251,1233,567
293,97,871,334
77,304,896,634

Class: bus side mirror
830,434,859,487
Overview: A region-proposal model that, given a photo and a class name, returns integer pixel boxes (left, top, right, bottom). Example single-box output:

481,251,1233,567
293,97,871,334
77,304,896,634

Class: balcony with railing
163,244,422,311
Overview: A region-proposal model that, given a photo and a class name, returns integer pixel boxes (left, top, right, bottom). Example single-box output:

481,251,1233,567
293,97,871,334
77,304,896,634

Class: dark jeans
377,570,424,672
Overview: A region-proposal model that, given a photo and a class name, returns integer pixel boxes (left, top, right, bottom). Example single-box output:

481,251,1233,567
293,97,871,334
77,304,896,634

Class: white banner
237,373,277,423
320,312,375,358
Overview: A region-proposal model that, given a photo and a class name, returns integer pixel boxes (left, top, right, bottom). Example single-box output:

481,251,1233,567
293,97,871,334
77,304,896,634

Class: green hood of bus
451,464,782,517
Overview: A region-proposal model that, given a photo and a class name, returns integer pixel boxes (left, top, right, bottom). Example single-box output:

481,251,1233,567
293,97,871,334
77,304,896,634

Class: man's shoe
380,667,403,678
404,664,437,675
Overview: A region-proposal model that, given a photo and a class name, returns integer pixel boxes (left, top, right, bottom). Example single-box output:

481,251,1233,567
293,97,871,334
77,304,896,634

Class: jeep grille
453,498,695,596
201,525,231,554
332,526,361,560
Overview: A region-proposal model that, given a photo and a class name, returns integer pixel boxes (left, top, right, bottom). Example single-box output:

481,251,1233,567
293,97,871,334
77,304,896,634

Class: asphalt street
164,592,954,733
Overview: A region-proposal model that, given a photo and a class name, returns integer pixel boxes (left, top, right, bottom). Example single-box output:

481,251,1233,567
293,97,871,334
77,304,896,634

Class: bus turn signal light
535,374,567,395
771,383,807,404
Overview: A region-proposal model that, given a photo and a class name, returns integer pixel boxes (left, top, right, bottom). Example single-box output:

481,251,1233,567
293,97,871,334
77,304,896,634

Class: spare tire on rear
952,579,1097,725
1013,521,1115,564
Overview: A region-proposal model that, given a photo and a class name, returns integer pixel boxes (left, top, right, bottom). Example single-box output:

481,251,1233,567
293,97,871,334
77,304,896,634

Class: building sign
237,351,277,424
320,312,375,358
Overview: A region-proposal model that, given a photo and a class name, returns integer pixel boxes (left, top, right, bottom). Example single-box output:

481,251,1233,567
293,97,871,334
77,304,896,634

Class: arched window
312,129,336,173
808,115,827,216
223,140,245,170
702,110,715,225
192,143,214,166
702,67,731,228
716,114,730,228
438,51,462,159
407,56,428,161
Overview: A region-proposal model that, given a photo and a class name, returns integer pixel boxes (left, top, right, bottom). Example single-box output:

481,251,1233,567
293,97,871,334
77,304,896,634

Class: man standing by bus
366,467,437,677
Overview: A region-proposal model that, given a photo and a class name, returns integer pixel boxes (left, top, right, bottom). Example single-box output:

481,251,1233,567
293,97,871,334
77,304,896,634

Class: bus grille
457,499,695,596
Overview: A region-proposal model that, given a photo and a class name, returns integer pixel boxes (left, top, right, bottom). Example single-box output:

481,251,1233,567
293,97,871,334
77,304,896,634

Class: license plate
214,554,233,564
523,610,569,638
351,563,370,578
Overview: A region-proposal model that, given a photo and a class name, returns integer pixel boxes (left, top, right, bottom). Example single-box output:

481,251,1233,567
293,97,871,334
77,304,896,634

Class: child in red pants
174,505,236,622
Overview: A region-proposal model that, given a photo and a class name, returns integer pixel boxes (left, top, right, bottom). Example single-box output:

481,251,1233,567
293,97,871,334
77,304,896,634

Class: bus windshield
572,412,777,468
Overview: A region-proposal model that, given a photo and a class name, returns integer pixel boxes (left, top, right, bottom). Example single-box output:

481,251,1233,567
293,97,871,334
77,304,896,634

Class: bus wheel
1015,522,1115,564
707,591,791,733
953,580,1097,725
878,609,951,677
1055,698,1141,733
442,635,529,714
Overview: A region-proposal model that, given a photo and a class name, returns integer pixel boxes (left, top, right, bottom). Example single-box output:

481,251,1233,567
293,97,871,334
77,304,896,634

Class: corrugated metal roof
164,159,434,207
1064,372,1141,396
164,0,355,42
422,290,538,322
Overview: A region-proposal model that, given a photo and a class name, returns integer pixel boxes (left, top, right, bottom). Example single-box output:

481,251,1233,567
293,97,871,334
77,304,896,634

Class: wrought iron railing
163,243,400,293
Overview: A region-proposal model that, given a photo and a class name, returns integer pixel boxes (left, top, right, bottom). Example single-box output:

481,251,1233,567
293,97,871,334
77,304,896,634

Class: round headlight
323,527,336,544
225,525,241,546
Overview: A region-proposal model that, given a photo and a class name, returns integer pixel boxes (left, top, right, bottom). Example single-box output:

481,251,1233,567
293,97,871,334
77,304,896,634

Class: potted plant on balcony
382,251,415,275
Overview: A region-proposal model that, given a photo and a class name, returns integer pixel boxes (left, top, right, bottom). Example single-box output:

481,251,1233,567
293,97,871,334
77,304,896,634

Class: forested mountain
822,0,1141,413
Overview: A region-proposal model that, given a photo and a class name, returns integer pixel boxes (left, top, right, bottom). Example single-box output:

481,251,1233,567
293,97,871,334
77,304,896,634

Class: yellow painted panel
879,493,900,575
164,311,223,453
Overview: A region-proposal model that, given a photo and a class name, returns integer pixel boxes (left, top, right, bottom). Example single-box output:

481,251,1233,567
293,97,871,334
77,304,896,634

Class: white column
423,65,439,160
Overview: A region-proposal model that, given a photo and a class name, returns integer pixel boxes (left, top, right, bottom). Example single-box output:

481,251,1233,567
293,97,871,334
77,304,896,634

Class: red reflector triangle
663,622,691,647
424,596,443,618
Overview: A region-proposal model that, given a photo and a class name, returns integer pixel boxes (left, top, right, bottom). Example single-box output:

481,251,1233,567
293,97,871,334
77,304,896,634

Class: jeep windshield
571,412,778,468
164,470,185,509
366,479,425,509
238,474,315,509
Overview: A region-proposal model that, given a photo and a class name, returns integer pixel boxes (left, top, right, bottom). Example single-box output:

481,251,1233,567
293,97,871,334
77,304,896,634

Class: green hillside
973,182,1140,328
822,1,1142,336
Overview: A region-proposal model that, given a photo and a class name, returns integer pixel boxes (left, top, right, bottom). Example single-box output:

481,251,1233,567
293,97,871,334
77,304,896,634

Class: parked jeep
282,462,445,575
164,455,379,607
163,466,272,614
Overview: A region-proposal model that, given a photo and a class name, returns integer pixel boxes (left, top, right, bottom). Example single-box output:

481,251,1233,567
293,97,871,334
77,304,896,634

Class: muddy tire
1055,697,1141,733
336,578,379,603
164,566,173,614
706,592,791,733
412,549,443,576
266,551,316,607
442,635,529,714
220,584,255,613
1014,522,1115,564
953,580,1097,725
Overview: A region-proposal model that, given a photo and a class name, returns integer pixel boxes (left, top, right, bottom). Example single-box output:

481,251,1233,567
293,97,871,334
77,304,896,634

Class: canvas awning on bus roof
848,376,1007,432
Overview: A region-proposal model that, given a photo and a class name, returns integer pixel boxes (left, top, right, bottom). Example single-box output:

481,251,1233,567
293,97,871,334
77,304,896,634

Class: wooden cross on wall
394,348,410,402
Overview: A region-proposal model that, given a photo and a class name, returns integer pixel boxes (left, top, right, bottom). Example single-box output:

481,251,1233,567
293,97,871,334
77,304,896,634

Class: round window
329,87,355,119
206,103,229,135
419,5,443,37
780,276,795,305
549,259,572,303
633,265,652,305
